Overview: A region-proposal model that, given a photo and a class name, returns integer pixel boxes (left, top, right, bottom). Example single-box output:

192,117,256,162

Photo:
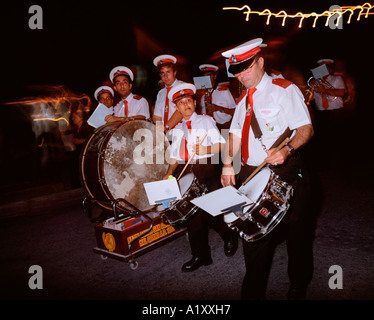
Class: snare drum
80,120,170,211
161,173,208,227
224,167,293,242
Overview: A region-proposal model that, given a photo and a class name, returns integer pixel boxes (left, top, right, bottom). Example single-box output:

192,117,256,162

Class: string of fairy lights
223,2,374,28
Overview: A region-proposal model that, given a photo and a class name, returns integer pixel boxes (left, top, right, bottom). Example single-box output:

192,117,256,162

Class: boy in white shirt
163,83,238,272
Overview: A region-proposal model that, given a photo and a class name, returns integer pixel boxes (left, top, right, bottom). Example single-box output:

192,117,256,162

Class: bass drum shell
80,120,170,212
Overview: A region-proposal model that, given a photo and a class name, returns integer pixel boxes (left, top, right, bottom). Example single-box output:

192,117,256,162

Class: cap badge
231,55,237,63
180,90,185,95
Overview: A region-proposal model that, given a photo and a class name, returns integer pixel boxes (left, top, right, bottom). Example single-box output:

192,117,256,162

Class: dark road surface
1,158,373,303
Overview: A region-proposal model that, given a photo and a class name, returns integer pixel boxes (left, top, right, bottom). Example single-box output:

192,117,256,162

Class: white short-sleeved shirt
170,112,225,161
230,72,312,166
113,93,150,118
314,75,346,111
199,84,236,124
154,79,185,121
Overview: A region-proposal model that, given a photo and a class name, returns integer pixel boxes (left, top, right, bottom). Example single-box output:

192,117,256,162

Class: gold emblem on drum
102,232,116,252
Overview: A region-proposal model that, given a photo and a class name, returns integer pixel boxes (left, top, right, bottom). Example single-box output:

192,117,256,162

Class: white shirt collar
122,92,133,102
183,112,198,124
256,72,271,92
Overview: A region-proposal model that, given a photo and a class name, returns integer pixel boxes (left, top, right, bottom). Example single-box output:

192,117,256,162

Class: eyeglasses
236,57,259,76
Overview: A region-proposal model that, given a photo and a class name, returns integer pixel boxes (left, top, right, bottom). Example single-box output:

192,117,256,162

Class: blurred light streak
223,2,374,28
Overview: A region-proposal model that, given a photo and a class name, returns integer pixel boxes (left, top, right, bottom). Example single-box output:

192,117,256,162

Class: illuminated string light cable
223,2,374,28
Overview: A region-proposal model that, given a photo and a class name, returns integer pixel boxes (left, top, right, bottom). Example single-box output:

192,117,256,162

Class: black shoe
287,286,307,300
181,256,212,272
224,236,238,257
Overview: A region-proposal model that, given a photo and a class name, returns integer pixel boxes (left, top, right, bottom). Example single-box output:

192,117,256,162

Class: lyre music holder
155,197,177,209
221,201,248,220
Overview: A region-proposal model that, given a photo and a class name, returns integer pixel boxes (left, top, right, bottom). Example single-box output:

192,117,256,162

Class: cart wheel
129,259,139,270
100,254,108,260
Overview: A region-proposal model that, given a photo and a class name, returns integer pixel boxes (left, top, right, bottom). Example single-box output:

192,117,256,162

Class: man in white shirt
152,55,184,132
163,83,238,273
105,66,150,123
198,64,236,130
221,38,315,300
313,59,346,111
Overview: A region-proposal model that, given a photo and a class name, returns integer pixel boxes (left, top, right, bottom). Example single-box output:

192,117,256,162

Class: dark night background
1,0,374,306
0,0,373,195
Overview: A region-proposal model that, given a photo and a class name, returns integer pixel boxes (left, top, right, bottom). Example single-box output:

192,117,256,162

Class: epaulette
217,86,229,91
133,95,143,100
272,78,293,89
217,82,230,91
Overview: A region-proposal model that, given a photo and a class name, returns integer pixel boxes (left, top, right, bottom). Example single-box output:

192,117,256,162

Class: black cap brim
228,56,256,75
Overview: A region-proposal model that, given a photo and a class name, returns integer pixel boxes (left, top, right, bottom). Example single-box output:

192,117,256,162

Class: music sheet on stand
87,103,113,128
190,186,252,216
143,177,182,206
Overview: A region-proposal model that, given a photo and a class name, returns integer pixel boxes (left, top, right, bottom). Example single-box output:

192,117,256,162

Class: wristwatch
285,142,295,155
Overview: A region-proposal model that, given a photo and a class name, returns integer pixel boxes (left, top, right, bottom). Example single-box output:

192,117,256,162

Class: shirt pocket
256,107,283,135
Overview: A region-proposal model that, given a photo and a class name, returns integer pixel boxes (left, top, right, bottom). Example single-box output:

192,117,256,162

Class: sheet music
311,64,329,79
87,103,113,128
225,59,235,78
143,177,182,206
190,186,252,216
193,76,213,90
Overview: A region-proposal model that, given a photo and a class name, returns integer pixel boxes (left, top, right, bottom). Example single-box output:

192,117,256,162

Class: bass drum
80,120,170,212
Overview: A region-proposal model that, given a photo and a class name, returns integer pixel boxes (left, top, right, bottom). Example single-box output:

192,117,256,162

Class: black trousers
175,161,236,260
239,153,316,299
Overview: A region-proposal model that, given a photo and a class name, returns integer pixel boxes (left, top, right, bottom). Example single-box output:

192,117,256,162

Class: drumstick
177,133,207,181
241,137,290,186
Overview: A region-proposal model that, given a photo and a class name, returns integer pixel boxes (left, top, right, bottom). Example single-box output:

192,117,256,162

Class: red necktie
179,121,192,161
186,120,192,133
124,100,129,117
164,86,172,122
241,88,257,164
322,94,329,110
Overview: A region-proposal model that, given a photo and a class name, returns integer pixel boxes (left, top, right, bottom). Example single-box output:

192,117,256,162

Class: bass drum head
102,120,170,212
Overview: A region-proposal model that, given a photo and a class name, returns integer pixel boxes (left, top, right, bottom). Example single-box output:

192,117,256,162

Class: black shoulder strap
249,108,263,140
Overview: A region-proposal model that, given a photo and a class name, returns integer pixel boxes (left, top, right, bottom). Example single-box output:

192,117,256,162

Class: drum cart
79,120,187,269
83,196,186,270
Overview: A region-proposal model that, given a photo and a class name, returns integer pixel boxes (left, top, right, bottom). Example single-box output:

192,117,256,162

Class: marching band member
198,64,236,130
311,59,347,169
163,83,238,272
220,38,315,299
94,85,114,111
105,66,150,123
313,59,346,111
152,55,184,132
